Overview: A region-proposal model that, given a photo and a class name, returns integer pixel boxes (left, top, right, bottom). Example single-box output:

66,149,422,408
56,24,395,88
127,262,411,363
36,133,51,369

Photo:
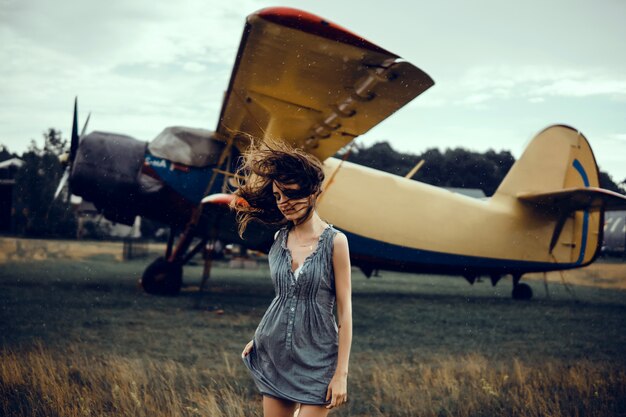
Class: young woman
232,143,352,417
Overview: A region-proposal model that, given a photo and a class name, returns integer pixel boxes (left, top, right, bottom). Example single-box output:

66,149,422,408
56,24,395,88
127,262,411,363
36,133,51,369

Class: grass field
1,244,625,416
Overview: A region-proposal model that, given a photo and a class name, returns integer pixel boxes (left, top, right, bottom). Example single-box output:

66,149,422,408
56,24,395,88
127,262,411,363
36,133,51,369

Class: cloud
182,62,207,73
532,79,626,98
407,94,447,108
596,133,626,144
1,0,624,185
433,65,626,109
457,93,493,105
0,0,269,150
0,0,263,68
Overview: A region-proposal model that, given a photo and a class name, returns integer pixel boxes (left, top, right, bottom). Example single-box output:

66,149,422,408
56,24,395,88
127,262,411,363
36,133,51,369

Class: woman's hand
241,340,254,358
325,373,348,409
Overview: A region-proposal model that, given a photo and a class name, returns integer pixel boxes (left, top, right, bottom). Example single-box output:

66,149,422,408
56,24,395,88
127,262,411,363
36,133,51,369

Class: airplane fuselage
318,156,601,278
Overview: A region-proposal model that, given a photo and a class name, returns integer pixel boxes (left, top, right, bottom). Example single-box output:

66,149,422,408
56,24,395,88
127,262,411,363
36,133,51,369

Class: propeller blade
80,112,91,137
54,167,70,200
69,97,79,163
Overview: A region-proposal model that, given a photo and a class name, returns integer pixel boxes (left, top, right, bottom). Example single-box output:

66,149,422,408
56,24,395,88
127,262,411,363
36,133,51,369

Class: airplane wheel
141,257,183,296
512,282,533,300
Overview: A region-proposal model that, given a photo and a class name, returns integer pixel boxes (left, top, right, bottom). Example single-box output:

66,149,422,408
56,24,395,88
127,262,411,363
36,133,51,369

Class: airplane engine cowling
70,131,147,225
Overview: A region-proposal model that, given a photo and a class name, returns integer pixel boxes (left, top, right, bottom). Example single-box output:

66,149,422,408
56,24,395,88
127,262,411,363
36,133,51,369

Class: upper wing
216,7,434,161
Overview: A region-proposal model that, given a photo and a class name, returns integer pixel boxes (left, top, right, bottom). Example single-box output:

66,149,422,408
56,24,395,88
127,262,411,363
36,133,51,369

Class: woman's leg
296,404,331,417
263,395,297,417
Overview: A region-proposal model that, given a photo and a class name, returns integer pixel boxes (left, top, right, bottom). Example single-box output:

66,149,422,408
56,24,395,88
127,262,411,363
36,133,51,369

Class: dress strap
280,226,289,250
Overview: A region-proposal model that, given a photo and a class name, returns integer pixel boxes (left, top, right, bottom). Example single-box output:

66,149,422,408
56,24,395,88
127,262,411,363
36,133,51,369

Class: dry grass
0,343,256,417
526,262,626,291
355,354,626,417
0,238,165,263
1,344,624,417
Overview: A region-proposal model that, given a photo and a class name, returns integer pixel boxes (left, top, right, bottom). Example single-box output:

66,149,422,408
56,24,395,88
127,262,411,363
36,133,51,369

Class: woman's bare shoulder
274,226,287,241
332,231,349,248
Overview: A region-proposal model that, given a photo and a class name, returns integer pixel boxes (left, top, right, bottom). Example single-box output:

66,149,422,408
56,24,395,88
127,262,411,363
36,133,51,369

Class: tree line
340,141,625,196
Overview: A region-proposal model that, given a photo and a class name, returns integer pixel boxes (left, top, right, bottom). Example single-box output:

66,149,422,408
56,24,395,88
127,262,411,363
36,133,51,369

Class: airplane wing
518,187,626,211
216,7,434,161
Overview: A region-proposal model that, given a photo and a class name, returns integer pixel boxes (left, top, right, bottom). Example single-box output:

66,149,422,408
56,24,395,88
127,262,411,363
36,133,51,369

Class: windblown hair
230,140,325,238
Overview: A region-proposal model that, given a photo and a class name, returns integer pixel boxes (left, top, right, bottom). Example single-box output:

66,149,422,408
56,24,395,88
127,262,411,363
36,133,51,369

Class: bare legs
263,396,296,417
262,396,331,417
297,404,331,417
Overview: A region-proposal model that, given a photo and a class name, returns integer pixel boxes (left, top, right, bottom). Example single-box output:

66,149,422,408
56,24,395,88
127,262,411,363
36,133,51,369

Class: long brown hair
230,140,325,238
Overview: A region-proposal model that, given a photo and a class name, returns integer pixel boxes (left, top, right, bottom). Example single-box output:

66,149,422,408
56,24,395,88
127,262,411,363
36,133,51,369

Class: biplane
58,7,626,299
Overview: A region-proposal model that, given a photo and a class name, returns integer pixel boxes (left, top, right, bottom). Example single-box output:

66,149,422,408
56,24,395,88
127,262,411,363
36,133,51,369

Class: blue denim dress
243,225,339,405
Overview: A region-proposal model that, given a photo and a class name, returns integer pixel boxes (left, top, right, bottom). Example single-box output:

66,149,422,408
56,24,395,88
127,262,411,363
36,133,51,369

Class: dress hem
243,354,331,406
259,391,330,406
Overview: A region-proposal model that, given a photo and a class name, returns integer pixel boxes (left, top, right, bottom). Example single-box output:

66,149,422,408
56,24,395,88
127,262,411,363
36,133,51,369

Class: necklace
295,235,314,250
293,226,324,250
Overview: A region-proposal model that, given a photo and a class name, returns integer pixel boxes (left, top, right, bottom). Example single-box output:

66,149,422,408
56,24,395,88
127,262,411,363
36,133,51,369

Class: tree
598,170,625,194
344,141,416,176
342,141,515,196
12,129,77,237
0,144,17,162
43,127,68,156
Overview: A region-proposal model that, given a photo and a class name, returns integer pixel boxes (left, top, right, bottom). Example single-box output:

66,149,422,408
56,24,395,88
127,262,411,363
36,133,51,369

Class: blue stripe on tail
572,159,589,265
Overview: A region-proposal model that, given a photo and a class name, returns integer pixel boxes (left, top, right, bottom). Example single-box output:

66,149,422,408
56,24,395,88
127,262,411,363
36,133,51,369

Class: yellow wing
216,7,434,161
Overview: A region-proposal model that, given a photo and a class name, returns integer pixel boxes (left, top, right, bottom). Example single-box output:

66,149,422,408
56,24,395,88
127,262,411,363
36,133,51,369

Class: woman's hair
230,139,325,238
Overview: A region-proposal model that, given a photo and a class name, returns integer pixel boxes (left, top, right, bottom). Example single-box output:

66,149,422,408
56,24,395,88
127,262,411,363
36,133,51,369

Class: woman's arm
326,232,352,409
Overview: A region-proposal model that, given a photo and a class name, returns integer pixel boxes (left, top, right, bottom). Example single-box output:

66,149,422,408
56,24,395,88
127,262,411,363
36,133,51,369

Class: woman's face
272,181,313,222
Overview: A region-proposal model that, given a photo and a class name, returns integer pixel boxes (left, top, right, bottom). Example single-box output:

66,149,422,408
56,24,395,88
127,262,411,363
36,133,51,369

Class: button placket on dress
285,275,298,349
283,229,297,350
282,226,331,350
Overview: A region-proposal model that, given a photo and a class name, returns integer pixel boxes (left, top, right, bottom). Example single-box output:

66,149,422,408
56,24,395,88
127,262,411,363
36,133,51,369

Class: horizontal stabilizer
518,187,626,211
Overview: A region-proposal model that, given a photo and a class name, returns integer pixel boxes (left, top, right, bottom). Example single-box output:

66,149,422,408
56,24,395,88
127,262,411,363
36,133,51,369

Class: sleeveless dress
243,225,339,405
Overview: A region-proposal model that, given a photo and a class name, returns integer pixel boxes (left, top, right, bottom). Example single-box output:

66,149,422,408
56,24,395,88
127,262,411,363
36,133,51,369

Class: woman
231,142,352,417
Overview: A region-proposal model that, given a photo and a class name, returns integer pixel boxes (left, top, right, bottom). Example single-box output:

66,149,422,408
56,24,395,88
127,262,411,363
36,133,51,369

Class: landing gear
141,256,183,295
141,216,215,296
512,282,533,300
511,273,533,300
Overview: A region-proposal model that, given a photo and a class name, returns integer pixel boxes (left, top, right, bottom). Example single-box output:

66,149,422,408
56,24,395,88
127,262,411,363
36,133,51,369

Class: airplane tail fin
495,125,601,198
493,125,625,265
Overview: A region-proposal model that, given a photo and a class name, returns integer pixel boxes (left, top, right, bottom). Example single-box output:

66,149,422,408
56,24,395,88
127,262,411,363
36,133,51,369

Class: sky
1,0,625,182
